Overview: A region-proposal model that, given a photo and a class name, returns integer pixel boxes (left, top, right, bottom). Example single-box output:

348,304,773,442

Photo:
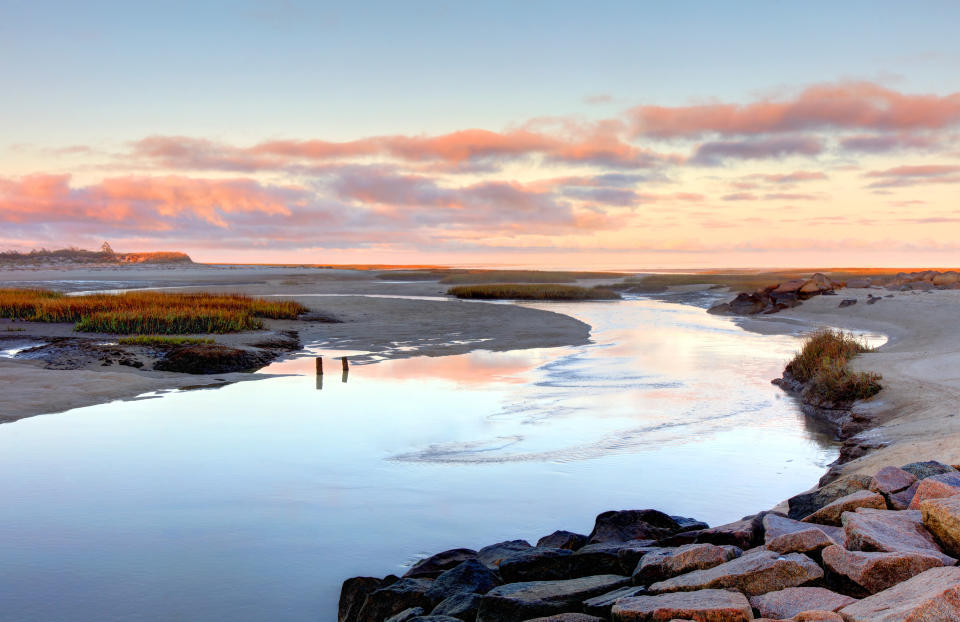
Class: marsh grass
447,284,621,300
0,289,308,334
117,336,215,347
441,270,625,284
787,329,882,403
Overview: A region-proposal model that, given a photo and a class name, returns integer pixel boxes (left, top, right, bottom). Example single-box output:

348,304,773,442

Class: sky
2,1,960,268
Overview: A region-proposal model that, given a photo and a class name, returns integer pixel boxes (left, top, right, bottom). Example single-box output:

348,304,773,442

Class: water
0,297,842,621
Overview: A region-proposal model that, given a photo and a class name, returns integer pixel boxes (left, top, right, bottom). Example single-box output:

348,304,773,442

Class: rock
431,592,482,620
802,490,886,526
821,543,944,596
749,586,856,618
498,548,574,583
406,549,479,579
582,586,648,617
671,516,710,532
778,612,843,621
787,474,873,520
908,472,960,508
887,481,919,511
837,566,960,621
920,495,960,557
728,292,767,315
615,542,664,575
838,299,857,308
588,510,682,544
356,578,434,622
933,271,960,287
426,559,501,601
865,295,880,304
611,589,753,622
408,617,462,622
647,548,823,597
764,514,845,548
477,540,532,569
846,278,871,288
706,302,731,315
766,526,836,558
661,513,765,550
523,615,605,622
901,460,957,481
477,575,631,622
870,466,917,496
154,344,274,374
572,540,659,576
633,544,740,584
340,577,384,622
537,531,589,551
774,279,808,294
843,508,956,565
385,608,424,622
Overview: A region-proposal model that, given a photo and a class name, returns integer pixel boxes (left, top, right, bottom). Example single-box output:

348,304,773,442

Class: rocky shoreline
340,460,960,622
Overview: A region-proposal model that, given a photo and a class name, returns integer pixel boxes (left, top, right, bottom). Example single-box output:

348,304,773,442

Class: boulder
837,566,960,621
932,271,960,287
843,508,956,565
749,586,856,618
582,585,648,617
802,490,886,526
498,548,574,583
661,513,765,550
845,278,871,288
477,540,532,569
385,609,424,622
920,494,960,557
774,279,807,294
477,575,631,622
887,481,919,511
589,510,682,544
340,577,385,622
523,615,605,622
908,472,960,508
766,526,836,558
787,474,873,520
633,544,740,584
572,540,658,576
611,589,753,622
431,592,483,620
728,292,767,315
900,461,957,480
764,513,845,547
405,549,478,579
426,559,501,601
537,531,589,551
615,542,664,575
647,548,823,597
356,578,434,622
407,617,462,622
869,466,917,496
821,543,944,596
671,516,710,532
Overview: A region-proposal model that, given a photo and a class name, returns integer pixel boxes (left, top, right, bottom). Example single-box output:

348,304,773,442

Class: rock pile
339,461,960,621
708,273,842,316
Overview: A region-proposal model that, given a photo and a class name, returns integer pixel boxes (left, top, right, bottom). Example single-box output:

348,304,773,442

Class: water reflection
0,297,844,622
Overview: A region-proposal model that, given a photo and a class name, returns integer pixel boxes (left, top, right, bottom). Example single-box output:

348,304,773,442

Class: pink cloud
746,170,828,184
864,164,960,188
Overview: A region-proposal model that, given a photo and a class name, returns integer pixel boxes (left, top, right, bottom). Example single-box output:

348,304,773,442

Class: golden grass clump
447,284,621,300
0,289,308,334
786,329,882,403
440,270,625,285
118,336,215,346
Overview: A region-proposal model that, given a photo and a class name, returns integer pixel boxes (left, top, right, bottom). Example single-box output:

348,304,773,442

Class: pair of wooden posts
315,355,348,389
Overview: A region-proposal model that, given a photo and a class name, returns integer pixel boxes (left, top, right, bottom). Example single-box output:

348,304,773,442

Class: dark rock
728,292,767,315
431,592,482,620
570,540,658,576
339,577,383,622
838,299,857,308
356,578,434,622
887,481,919,510
476,575,631,622
582,585,647,617
670,515,709,531
920,495,960,557
901,460,957,480
588,510,681,544
837,566,960,621
843,508,956,565
154,344,275,374
408,616,463,622
706,302,731,315
611,589,753,622
749,586,856,619
787,473,873,520
802,490,886,526
614,542,663,575
477,540,532,569
384,608,425,622
537,531,588,551
406,549,479,579
908,472,960,508
661,512,765,549
647,548,824,597
869,466,917,495
821,543,944,596
522,615,604,622
633,543,740,584
498,548,574,583
426,559,501,601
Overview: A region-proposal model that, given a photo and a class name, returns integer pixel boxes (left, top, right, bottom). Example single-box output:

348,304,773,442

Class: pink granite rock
802,490,886,526
821,543,944,595
611,589,753,621
837,566,960,621
748,586,856,618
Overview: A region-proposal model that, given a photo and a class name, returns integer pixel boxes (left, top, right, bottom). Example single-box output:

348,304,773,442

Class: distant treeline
0,247,193,266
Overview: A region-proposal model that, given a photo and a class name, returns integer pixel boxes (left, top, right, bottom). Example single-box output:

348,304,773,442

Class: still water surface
0,297,845,621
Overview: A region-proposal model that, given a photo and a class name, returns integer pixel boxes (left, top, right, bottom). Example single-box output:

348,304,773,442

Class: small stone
633,544,740,584
588,510,682,544
909,472,960,508
821,543,944,596
901,460,957,480
749,586,856,618
920,494,960,557
838,299,857,308
425,559,501,601
537,530,589,551
802,490,886,526
477,540,532,569
405,548,478,578
647,548,823,597
843,508,956,565
869,466,917,495
838,566,960,621
611,589,753,622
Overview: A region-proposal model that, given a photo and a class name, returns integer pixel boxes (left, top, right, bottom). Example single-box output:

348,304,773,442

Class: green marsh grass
787,329,882,403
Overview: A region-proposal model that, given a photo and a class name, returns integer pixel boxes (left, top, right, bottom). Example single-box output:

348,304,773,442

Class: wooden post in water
341,356,349,372
315,357,323,375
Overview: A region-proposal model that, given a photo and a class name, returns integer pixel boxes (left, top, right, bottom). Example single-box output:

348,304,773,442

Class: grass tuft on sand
787,329,882,403
447,284,621,300
117,336,215,347
0,289,308,334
